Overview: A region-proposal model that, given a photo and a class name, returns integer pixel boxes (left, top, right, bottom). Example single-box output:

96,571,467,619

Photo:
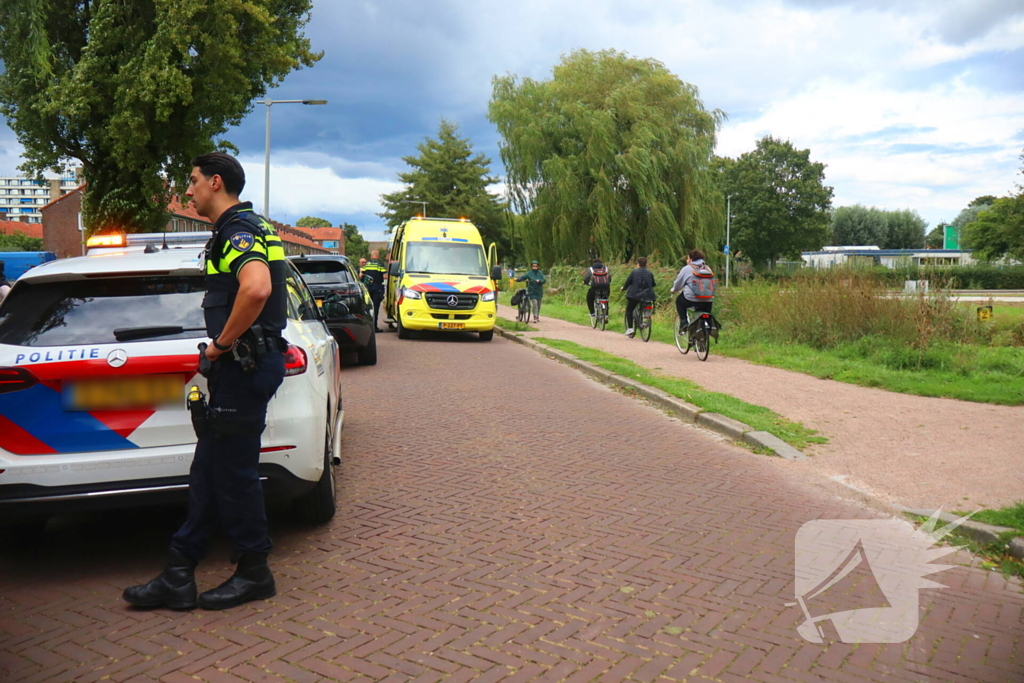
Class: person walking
123,152,288,611
621,257,656,337
670,249,715,336
361,250,387,332
583,258,611,320
515,260,546,323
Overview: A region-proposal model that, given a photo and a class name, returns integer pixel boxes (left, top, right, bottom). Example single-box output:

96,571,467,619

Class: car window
0,276,207,346
285,268,319,322
292,260,354,285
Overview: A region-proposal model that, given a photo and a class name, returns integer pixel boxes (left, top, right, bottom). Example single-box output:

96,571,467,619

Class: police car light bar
125,233,210,248
85,234,127,248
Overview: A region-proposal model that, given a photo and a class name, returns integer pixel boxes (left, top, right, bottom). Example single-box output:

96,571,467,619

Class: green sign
943,225,959,250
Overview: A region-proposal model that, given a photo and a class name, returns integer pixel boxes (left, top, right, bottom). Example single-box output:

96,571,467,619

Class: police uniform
361,258,387,330
170,201,287,565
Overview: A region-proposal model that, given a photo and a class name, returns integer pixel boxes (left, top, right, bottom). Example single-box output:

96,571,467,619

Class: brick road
1,332,1021,682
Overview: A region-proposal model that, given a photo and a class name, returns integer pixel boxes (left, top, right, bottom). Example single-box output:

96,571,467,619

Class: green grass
909,514,1024,580
957,502,1024,535
496,316,537,332
533,336,827,451
506,294,1024,406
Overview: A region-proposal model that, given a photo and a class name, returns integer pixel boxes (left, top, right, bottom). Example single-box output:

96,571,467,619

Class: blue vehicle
0,252,57,281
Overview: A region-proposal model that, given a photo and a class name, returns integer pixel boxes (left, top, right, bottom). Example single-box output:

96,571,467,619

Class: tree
489,49,724,264
378,119,506,248
925,224,945,249
296,216,332,228
0,1,320,234
341,223,369,261
0,233,43,251
830,205,887,246
883,209,927,249
963,196,1024,261
720,136,833,267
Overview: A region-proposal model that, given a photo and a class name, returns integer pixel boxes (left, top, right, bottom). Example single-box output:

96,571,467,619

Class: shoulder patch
230,232,256,252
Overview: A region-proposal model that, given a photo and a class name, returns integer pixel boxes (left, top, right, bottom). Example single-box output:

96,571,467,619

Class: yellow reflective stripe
219,238,269,272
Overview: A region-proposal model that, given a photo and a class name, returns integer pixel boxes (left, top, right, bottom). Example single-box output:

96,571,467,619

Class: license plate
64,374,186,411
439,322,465,330
315,298,323,308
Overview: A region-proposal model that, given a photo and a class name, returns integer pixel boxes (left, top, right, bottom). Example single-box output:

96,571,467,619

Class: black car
290,255,377,365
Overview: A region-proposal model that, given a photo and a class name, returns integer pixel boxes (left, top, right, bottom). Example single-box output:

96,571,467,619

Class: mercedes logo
107,349,128,368
446,295,459,307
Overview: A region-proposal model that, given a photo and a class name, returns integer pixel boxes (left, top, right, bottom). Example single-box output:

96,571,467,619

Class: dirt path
499,304,1024,510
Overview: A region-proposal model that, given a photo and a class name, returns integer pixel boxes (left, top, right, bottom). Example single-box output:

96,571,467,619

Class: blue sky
1,0,1022,242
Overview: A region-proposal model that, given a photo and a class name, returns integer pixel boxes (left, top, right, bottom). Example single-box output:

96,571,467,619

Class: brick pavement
1,331,1021,682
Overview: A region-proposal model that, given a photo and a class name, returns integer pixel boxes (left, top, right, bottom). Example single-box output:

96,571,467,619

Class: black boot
123,548,198,610
198,553,276,610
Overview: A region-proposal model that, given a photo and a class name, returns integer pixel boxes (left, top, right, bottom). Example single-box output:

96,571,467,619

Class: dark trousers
171,352,285,561
675,295,712,329
370,288,384,329
587,286,610,314
624,297,645,328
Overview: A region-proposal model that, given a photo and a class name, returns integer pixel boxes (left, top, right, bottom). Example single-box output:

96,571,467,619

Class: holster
187,385,211,438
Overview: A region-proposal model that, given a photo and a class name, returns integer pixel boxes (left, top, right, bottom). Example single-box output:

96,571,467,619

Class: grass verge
533,336,827,451
909,514,1024,580
957,502,1024,535
496,316,537,332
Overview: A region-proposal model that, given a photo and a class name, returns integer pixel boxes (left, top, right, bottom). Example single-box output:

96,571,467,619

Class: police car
0,233,344,536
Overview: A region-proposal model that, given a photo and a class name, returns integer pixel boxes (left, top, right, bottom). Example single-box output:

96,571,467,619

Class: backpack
690,264,716,300
510,289,525,306
589,265,610,287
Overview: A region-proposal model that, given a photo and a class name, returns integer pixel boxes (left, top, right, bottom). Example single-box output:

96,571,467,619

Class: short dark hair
637,257,647,267
688,249,705,261
592,258,602,265
191,152,245,196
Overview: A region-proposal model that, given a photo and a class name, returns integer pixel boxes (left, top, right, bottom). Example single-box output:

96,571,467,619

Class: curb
494,326,809,461
897,507,1024,559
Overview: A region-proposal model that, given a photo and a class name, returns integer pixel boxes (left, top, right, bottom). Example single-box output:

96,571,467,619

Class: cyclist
670,249,715,336
621,256,656,337
583,258,611,321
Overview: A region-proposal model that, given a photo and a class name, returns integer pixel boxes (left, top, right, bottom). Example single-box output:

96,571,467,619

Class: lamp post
726,194,733,288
260,98,327,219
402,199,427,218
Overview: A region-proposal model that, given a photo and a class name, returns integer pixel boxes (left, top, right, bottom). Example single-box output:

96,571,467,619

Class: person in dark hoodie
621,257,656,337
582,258,611,319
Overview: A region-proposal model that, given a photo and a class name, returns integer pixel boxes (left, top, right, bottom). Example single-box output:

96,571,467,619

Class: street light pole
259,98,327,219
402,199,427,217
726,194,732,288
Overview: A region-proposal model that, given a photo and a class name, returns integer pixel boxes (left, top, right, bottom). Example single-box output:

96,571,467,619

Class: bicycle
590,297,609,331
674,310,715,361
632,300,654,342
516,290,532,324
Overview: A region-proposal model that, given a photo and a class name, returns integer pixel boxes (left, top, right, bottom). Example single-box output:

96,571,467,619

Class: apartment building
0,174,80,224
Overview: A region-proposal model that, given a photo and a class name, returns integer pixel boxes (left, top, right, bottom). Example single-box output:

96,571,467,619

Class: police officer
361,249,387,332
124,152,288,611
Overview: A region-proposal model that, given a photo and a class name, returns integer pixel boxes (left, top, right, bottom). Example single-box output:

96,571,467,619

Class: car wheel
292,420,337,524
479,329,494,341
396,312,411,339
357,329,378,365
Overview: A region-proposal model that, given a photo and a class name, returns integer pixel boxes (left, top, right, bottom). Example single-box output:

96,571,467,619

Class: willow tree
489,49,724,264
0,1,320,233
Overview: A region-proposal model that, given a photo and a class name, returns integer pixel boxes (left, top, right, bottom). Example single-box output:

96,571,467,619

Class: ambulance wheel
397,314,411,339
479,330,494,341
293,423,336,524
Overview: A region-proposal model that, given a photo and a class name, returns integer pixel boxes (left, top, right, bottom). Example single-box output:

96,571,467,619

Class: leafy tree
296,216,332,228
720,136,833,267
379,119,506,248
489,49,724,264
969,195,998,207
963,196,1024,261
0,232,43,251
830,205,887,246
341,223,369,261
925,224,945,249
883,209,927,249
0,0,320,234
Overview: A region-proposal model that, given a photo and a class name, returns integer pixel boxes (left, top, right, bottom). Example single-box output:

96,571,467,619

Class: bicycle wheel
589,302,599,328
518,300,530,323
674,315,689,354
695,321,710,361
639,307,652,342
598,302,607,331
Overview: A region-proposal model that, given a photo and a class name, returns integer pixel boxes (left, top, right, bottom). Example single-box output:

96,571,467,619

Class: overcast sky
1,0,1022,242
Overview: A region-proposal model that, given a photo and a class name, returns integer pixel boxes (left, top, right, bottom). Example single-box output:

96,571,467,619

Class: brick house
0,220,44,240
291,226,345,255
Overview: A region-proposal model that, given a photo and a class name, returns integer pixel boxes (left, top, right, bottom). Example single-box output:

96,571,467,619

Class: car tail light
0,367,38,395
283,345,308,376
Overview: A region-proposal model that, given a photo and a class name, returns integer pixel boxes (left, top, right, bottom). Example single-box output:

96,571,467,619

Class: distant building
367,240,389,256
0,220,44,240
291,226,345,254
0,173,79,224
802,246,979,269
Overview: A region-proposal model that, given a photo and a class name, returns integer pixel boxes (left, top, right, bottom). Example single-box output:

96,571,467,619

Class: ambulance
385,218,502,340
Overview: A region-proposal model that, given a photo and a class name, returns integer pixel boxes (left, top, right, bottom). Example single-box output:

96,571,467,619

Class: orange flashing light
86,234,127,248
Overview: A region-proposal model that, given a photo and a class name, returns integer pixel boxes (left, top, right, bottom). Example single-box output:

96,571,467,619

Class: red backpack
690,264,716,300
589,265,610,286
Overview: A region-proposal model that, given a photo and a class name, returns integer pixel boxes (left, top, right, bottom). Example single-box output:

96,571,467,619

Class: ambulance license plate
439,322,465,330
64,374,185,411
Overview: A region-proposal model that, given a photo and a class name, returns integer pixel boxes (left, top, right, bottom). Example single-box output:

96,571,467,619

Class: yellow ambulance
385,218,502,341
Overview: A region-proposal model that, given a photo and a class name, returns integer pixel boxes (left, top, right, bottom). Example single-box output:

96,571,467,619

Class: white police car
0,233,344,536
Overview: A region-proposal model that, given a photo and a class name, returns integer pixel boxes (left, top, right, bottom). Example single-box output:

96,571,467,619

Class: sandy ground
499,304,1024,511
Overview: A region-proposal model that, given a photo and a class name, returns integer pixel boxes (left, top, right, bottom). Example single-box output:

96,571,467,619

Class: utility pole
726,194,732,288
260,98,327,219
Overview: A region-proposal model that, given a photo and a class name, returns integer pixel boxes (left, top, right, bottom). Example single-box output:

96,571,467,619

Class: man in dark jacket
621,257,656,337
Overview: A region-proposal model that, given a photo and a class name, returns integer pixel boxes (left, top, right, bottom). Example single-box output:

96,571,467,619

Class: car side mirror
323,301,350,319
490,265,502,281
388,261,400,277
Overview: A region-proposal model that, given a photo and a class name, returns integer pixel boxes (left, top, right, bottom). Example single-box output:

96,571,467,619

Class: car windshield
293,261,354,285
0,276,207,347
404,242,487,276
